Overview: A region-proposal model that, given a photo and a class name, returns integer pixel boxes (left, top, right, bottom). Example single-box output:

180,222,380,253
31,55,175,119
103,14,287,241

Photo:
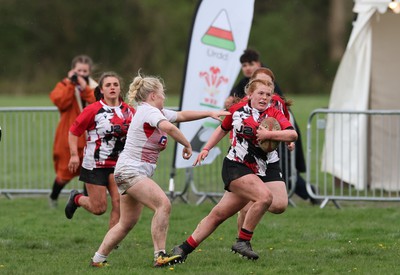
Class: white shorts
114,160,156,194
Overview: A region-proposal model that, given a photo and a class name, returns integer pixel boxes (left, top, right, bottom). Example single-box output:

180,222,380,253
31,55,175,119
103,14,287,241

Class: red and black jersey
221,100,292,176
70,99,135,169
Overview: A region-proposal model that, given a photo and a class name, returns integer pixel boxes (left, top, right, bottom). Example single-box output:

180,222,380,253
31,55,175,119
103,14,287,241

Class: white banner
174,0,255,168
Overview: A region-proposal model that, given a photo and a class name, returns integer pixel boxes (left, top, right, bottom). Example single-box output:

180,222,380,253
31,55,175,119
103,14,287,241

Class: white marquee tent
322,0,400,191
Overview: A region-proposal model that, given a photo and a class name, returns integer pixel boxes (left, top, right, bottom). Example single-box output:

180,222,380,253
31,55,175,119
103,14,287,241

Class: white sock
154,250,166,259
92,252,107,263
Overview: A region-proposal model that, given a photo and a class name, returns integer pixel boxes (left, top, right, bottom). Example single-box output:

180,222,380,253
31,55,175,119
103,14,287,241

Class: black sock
180,241,195,254
83,184,88,196
49,180,64,200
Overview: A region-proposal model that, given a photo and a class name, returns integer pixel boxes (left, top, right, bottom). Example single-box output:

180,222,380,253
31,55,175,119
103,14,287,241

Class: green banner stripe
201,35,236,51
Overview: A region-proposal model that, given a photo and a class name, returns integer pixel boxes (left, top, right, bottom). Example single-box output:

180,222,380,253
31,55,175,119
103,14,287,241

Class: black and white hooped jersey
221,100,293,176
70,99,135,169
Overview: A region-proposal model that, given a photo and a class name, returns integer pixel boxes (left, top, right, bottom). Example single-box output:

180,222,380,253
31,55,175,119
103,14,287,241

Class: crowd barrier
0,107,296,204
306,109,400,208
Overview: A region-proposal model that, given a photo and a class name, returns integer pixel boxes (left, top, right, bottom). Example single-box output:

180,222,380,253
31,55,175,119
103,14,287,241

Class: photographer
49,55,97,207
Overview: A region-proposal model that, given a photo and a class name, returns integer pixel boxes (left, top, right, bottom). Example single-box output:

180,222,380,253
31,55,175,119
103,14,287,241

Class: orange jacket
50,78,96,179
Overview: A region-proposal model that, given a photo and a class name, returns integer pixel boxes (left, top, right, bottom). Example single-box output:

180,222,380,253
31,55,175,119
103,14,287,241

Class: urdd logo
201,9,235,51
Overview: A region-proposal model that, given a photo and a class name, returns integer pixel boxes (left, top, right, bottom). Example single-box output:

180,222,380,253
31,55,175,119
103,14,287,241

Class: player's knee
91,202,107,215
120,221,135,232
155,197,171,216
259,190,273,207
93,208,107,215
249,192,273,214
162,204,171,216
209,208,229,226
268,199,288,214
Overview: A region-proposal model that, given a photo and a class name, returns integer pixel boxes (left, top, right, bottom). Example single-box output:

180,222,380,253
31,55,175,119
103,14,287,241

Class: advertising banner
174,0,255,168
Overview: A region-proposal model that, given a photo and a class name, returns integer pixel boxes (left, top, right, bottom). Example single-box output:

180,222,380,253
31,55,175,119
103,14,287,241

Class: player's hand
182,146,192,160
256,125,269,142
193,149,209,166
287,142,295,151
67,69,76,79
68,155,80,173
210,110,231,122
77,75,87,89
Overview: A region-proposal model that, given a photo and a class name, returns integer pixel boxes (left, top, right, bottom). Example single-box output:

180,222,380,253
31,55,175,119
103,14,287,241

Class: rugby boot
231,239,259,260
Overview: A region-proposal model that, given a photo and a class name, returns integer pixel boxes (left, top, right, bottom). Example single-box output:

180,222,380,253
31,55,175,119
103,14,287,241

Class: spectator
49,55,96,207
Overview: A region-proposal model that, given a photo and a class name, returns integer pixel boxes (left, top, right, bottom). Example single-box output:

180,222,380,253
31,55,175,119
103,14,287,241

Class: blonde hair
127,70,165,106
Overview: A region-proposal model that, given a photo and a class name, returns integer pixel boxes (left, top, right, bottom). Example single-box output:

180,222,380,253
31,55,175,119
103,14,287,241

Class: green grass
0,95,54,107
289,94,330,139
0,197,399,274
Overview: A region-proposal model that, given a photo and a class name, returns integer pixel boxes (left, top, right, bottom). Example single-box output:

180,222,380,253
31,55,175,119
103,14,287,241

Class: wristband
202,148,210,151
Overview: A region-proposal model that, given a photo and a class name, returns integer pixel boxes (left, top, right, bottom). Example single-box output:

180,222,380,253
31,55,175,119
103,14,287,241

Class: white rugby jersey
117,102,177,165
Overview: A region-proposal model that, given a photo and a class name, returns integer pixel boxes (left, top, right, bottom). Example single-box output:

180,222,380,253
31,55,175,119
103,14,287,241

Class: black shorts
221,158,283,191
79,167,114,186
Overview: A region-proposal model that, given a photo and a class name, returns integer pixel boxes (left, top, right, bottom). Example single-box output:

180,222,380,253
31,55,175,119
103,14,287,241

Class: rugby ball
258,117,281,152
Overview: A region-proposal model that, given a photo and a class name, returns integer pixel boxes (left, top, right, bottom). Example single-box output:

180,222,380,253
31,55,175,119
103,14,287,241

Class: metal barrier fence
306,109,400,208
0,107,188,199
0,107,296,204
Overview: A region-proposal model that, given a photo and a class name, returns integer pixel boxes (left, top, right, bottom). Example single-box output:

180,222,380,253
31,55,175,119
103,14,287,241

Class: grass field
0,197,399,274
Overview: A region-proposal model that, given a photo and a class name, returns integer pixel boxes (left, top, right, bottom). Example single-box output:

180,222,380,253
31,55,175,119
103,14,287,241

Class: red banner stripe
206,27,233,41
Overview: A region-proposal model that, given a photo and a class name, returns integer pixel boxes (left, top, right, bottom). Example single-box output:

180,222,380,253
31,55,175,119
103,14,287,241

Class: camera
70,74,79,85
70,74,89,85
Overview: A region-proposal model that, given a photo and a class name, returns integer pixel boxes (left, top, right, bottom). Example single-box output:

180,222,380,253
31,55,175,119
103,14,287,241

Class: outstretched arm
175,110,230,123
